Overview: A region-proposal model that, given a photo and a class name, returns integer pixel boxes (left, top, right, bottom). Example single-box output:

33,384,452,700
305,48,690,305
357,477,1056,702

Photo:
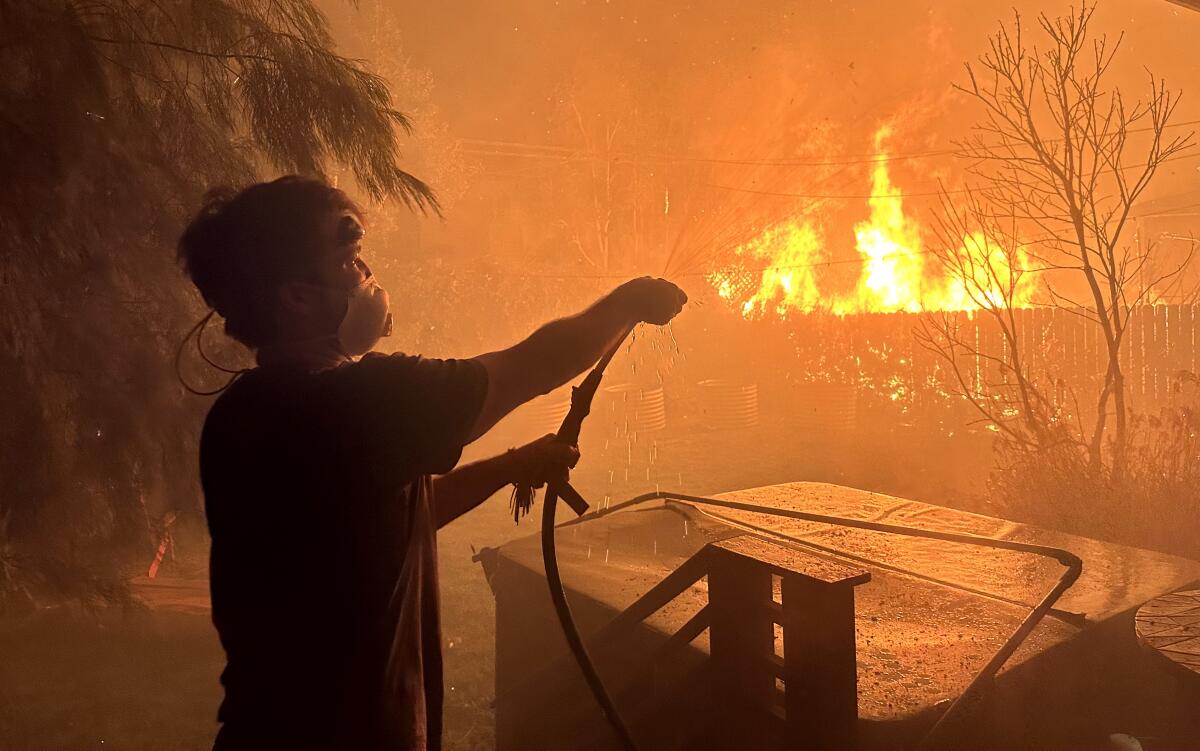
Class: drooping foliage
0,0,433,606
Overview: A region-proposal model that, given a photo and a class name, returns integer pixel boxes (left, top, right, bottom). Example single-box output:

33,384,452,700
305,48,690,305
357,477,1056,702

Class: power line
415,214,1200,281
702,183,973,200
408,247,972,280
456,118,1200,169
457,143,960,167
702,150,1200,200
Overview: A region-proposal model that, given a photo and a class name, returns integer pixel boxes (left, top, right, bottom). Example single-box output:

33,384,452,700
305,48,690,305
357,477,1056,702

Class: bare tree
918,191,1059,452
919,4,1194,479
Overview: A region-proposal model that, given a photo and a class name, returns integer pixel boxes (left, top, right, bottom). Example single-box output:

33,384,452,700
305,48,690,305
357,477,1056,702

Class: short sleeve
332,353,488,476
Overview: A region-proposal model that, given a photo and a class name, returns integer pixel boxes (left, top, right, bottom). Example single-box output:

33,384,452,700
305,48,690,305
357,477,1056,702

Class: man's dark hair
178,175,362,348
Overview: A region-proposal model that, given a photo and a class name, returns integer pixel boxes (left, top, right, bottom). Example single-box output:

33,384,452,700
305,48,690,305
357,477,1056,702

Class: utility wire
701,150,1200,200
444,136,1200,280
457,118,1200,169
410,217,1200,281
408,248,948,280
461,145,1200,199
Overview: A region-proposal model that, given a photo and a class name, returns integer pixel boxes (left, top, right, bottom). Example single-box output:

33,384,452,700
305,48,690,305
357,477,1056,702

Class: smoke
324,1,1199,307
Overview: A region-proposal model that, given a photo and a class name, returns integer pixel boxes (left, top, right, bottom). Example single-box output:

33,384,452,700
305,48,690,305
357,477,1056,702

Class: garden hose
527,330,1081,750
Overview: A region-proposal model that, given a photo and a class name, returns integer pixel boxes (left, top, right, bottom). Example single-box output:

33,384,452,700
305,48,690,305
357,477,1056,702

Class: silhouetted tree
0,0,433,607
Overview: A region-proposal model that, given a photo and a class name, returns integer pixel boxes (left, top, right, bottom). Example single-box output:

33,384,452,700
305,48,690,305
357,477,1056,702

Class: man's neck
256,336,350,372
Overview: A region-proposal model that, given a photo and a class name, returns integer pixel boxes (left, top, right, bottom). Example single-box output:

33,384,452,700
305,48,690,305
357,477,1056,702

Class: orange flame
710,125,1038,317
716,222,826,318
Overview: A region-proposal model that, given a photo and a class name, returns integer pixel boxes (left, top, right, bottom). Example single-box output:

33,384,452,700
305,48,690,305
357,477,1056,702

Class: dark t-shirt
201,353,487,750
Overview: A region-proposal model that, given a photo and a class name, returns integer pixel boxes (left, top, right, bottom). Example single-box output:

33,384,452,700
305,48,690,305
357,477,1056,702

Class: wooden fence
767,305,1200,419
494,304,1200,441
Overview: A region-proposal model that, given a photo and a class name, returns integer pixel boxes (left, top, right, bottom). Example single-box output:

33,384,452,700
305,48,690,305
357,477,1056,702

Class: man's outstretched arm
432,434,578,528
467,277,686,442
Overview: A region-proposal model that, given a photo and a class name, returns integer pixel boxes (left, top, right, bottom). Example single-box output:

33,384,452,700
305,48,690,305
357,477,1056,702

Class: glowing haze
709,126,1039,318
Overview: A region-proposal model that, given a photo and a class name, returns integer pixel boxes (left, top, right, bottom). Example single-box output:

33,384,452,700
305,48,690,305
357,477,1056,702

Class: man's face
313,210,371,292
277,209,372,338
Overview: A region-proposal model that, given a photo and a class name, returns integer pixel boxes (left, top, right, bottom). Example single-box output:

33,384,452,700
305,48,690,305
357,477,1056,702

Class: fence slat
1064,308,1079,399
1014,307,1029,382
1035,306,1052,379
1083,310,1098,397
1151,306,1168,407
1119,306,1134,412
1131,306,1147,409
1050,307,1065,407
1180,302,1190,374
983,311,1004,393
1167,305,1182,403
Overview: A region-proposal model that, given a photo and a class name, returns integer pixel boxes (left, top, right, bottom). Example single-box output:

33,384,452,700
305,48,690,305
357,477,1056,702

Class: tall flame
710,125,1038,317
845,125,926,313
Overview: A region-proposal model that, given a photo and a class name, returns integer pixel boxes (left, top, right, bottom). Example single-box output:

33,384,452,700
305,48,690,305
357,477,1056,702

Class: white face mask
338,277,391,356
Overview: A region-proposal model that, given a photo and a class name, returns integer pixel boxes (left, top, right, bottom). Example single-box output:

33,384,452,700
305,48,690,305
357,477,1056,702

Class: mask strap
196,312,247,374
175,311,249,396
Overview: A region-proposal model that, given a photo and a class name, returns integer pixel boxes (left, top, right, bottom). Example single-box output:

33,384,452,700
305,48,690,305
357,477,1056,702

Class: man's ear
277,280,321,317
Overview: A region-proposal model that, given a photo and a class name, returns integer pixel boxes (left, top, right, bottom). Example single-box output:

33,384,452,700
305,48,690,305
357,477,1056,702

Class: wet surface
707,483,1200,624
1136,589,1200,681
496,481,1200,722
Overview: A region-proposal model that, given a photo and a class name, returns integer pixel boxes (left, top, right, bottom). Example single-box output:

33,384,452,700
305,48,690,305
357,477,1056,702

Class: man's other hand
616,277,688,325
508,434,581,489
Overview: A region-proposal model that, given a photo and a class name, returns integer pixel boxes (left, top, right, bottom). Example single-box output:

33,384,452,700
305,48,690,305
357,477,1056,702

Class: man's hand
508,434,580,489
432,435,580,528
614,277,688,325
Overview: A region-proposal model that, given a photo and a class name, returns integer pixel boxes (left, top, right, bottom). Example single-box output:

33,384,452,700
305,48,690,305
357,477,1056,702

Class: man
177,175,686,750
